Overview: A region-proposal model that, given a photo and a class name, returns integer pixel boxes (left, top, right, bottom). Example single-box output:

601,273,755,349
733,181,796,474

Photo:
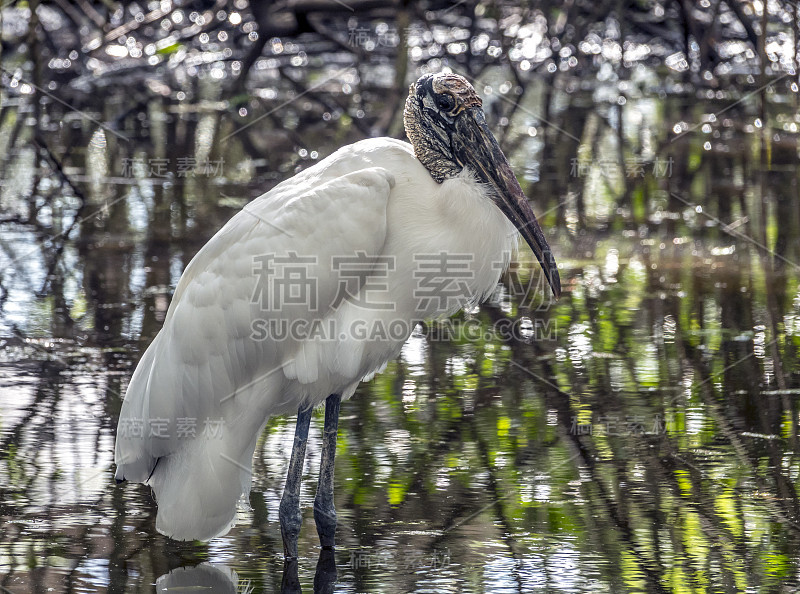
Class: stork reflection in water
114,72,560,557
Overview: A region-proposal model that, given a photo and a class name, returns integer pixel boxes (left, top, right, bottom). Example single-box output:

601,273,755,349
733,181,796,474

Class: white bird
114,72,560,556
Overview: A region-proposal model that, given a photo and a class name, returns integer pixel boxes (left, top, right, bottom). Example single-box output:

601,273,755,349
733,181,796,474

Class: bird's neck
414,148,462,183
403,98,462,183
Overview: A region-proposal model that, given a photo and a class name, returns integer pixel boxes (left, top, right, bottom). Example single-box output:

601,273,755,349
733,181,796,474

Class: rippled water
3,2,800,592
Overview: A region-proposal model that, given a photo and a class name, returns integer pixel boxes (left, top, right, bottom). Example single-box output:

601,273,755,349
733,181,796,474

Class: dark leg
314,547,338,594
314,393,341,548
280,558,301,593
280,404,313,559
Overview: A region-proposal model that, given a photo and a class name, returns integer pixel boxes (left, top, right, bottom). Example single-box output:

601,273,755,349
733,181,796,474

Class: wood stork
114,72,560,557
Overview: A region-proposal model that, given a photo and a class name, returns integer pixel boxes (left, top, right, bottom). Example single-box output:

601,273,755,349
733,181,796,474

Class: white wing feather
115,155,395,540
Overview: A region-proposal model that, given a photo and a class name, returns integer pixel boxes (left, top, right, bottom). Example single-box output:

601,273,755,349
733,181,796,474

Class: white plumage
115,137,517,540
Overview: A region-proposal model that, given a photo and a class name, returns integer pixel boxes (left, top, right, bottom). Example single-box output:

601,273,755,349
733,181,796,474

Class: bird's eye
436,94,455,111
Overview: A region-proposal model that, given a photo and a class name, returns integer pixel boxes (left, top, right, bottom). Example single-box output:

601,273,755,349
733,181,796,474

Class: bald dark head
403,73,483,182
415,73,482,113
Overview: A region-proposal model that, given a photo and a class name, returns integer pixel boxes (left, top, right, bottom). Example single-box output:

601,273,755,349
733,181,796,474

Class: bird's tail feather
148,429,261,541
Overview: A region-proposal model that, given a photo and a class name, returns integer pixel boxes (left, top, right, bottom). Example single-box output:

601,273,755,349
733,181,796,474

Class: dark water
2,1,800,592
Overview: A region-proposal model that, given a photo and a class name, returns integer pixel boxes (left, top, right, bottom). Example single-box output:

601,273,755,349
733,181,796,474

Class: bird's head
404,72,561,299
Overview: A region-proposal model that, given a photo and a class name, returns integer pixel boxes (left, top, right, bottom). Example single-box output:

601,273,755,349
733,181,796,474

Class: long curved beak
452,107,561,299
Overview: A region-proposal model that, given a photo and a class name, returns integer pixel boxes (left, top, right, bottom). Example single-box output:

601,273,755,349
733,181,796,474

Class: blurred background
1,0,800,592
